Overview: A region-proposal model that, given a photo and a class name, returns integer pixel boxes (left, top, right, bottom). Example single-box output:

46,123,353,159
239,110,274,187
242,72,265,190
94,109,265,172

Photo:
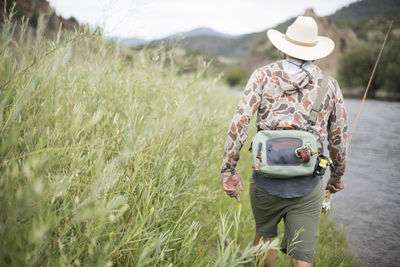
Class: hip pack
251,74,329,178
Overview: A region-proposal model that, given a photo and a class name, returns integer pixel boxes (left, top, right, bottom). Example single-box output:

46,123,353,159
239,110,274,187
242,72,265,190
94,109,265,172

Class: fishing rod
346,20,394,147
322,20,394,213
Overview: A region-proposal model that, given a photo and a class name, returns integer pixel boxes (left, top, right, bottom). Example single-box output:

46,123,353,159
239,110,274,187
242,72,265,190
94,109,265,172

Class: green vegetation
225,68,249,87
332,0,400,96
329,0,400,22
377,38,400,93
338,30,400,96
0,15,356,266
338,43,377,89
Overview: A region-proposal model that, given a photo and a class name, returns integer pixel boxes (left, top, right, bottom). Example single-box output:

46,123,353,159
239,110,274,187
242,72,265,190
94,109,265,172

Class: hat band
285,34,318,47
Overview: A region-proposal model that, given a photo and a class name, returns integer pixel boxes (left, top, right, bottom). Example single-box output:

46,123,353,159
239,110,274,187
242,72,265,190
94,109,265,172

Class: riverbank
229,85,400,102
342,87,400,101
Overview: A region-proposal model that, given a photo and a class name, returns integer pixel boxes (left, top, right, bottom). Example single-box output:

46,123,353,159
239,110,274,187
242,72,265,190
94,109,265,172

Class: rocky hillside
0,0,79,33
310,10,358,72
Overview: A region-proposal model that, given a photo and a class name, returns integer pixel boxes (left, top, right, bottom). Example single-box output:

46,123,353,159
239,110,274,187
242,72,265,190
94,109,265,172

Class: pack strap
274,124,295,130
308,74,329,125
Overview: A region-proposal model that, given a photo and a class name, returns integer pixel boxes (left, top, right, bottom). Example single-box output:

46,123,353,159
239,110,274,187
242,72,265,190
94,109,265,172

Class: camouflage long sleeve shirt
221,60,347,181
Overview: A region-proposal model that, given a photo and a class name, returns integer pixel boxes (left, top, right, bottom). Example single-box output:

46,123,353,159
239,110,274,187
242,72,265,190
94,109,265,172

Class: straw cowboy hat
267,16,334,61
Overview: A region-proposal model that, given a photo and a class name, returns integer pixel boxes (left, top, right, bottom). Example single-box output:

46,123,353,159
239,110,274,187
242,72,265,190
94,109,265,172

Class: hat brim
267,29,334,61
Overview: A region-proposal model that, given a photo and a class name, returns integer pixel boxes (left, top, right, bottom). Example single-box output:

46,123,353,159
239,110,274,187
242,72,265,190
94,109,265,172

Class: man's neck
286,56,306,65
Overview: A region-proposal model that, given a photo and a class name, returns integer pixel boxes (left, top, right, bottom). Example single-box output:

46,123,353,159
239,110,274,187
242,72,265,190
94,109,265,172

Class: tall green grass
0,14,356,266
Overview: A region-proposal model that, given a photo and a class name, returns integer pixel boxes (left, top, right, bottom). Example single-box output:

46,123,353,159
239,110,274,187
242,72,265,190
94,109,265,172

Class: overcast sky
48,0,359,40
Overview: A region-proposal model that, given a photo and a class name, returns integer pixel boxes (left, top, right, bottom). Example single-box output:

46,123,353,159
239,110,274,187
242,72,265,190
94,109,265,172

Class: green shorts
250,178,323,263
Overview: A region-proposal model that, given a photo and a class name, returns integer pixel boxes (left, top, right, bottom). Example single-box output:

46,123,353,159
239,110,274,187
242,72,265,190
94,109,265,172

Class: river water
327,98,400,267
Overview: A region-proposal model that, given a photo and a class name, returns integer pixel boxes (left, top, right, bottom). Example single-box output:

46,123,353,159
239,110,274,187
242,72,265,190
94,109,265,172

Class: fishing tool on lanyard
295,144,319,163
322,20,393,214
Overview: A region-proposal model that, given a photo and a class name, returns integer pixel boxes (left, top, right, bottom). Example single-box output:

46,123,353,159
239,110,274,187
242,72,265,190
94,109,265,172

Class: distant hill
168,27,236,39
149,28,262,58
147,27,251,58
162,34,259,58
107,37,149,47
329,0,400,22
116,27,240,52
328,0,400,41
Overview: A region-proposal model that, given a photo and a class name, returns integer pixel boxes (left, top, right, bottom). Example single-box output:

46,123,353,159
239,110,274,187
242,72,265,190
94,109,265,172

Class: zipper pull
267,144,272,152
256,143,262,162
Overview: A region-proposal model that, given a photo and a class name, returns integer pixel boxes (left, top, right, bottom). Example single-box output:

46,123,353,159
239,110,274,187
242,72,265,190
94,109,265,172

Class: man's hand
326,177,344,194
222,174,244,202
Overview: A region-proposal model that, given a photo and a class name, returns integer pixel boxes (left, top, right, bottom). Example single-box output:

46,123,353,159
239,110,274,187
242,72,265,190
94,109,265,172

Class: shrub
338,36,400,96
338,43,377,89
225,68,248,87
377,37,400,93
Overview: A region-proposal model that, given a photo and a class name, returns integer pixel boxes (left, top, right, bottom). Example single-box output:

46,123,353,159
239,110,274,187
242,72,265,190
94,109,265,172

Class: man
221,16,347,266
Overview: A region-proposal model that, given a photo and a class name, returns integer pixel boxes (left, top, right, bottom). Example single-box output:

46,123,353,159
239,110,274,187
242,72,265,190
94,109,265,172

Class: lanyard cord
279,51,314,84
286,59,314,84
346,21,393,148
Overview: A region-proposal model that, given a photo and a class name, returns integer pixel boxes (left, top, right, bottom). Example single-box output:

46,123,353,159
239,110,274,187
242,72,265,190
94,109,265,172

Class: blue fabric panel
266,137,302,166
253,171,321,198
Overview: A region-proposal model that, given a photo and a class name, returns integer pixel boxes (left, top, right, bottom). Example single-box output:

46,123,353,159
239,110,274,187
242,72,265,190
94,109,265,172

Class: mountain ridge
108,27,240,48
168,27,238,39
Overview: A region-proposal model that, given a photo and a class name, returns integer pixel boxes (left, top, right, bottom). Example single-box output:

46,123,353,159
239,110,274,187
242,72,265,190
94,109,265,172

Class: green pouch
251,130,322,178
251,73,329,179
